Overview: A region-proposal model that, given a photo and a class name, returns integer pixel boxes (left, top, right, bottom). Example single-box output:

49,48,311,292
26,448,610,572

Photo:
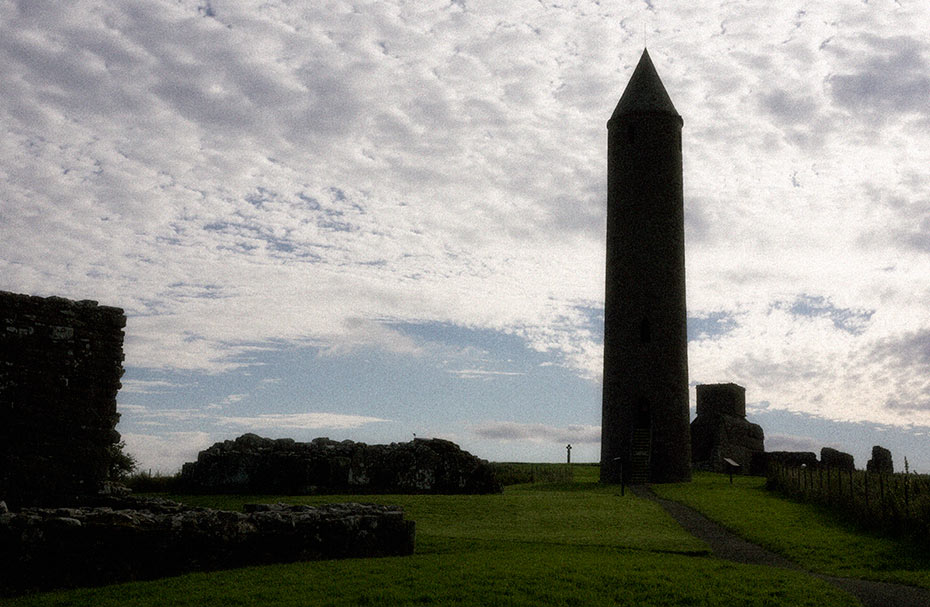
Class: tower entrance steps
629,427,651,484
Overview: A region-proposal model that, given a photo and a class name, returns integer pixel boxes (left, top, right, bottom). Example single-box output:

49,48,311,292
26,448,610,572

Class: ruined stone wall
0,498,415,595
695,383,746,418
0,291,126,507
179,434,502,494
821,447,855,472
867,445,893,474
757,451,819,471
690,383,764,474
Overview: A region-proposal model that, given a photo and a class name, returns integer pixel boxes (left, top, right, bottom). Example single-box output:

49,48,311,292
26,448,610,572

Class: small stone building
690,383,764,474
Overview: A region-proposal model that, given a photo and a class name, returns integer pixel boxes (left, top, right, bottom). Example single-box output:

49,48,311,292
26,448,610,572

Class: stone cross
566,443,572,464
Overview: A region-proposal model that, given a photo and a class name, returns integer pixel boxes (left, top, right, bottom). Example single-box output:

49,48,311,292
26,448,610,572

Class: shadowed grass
7,545,856,607
491,461,574,485
162,482,702,554
653,472,930,589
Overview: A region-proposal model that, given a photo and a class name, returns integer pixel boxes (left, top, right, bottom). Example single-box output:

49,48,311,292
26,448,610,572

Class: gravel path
633,485,930,607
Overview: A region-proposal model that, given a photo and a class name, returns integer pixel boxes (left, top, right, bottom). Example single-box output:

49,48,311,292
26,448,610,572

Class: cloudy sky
3,0,929,474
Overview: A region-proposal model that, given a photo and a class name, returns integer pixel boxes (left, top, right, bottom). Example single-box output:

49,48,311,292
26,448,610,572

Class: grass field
653,472,930,589
7,468,911,606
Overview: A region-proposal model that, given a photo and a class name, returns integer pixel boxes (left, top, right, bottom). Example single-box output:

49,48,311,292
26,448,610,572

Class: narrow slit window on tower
640,316,651,344
626,124,635,142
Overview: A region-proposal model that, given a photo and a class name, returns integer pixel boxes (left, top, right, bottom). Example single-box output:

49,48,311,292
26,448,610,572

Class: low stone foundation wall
0,498,415,596
756,451,819,471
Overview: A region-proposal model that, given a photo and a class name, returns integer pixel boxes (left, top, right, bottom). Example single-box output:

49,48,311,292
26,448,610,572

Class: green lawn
652,472,930,589
6,471,867,606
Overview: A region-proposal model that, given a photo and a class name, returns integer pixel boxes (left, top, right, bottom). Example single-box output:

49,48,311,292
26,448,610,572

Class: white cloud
765,433,829,454
121,431,214,475
471,421,600,444
3,0,930,469
218,412,391,431
120,379,190,394
447,368,525,379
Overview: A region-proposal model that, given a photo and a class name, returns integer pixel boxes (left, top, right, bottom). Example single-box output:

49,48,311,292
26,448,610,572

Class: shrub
124,470,181,493
490,462,574,486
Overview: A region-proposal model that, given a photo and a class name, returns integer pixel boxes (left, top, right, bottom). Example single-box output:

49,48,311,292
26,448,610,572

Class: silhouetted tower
600,49,691,484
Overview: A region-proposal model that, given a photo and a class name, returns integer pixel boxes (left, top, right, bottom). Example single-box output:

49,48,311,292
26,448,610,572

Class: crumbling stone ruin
0,496,415,595
690,383,764,474
759,447,865,474
0,291,420,595
867,445,894,474
820,446,855,472
180,434,502,494
753,451,818,473
1,291,126,508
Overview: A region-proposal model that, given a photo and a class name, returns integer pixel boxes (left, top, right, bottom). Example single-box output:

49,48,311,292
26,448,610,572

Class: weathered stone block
695,383,746,418
820,447,855,472
866,445,893,474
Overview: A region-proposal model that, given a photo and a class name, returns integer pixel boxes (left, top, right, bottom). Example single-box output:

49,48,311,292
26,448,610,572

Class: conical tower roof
608,49,680,126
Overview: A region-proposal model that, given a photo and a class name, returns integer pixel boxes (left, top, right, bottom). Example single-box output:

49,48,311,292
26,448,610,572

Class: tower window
640,316,651,344
626,124,635,143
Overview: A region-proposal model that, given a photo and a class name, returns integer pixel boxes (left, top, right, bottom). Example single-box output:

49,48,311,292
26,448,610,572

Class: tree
107,440,137,481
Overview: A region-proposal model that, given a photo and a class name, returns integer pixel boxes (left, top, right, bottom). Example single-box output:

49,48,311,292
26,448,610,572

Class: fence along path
767,462,930,539
633,484,930,607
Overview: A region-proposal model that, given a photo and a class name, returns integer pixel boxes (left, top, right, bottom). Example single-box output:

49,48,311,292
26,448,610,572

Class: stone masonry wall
756,451,819,471
821,447,855,472
0,497,415,595
691,383,764,474
867,445,894,474
695,383,746,418
0,291,126,507
180,434,502,494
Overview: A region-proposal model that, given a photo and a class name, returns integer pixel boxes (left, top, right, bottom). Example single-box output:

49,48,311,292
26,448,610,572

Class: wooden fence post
865,471,870,514
880,473,886,518
849,469,854,508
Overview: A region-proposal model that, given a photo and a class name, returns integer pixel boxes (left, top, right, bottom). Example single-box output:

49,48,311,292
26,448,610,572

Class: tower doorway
629,399,651,484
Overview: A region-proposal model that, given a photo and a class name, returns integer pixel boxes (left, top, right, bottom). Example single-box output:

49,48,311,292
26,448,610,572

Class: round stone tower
600,49,691,484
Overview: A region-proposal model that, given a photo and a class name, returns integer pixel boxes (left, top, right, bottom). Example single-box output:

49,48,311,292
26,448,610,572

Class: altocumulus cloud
4,0,930,471
471,421,600,444
120,431,214,474
219,412,391,431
